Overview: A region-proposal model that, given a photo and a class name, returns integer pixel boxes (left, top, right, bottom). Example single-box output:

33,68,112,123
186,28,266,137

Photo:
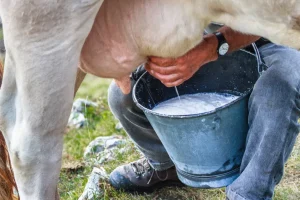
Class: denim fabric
226,44,300,200
108,44,300,199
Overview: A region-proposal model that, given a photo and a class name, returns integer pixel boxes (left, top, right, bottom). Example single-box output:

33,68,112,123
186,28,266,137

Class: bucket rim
132,72,252,119
132,49,258,119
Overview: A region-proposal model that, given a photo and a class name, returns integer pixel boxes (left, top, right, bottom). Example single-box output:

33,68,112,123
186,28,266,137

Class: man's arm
146,26,260,87
217,26,261,54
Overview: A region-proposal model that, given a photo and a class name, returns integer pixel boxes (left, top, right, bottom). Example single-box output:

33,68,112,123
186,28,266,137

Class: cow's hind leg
0,0,103,199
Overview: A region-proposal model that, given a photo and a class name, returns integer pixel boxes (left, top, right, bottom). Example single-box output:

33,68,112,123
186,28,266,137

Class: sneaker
109,158,184,192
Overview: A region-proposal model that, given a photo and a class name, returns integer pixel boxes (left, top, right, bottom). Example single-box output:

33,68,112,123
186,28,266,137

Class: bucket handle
251,43,268,75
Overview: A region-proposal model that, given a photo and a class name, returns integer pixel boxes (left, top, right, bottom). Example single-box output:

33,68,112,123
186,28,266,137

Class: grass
59,74,300,200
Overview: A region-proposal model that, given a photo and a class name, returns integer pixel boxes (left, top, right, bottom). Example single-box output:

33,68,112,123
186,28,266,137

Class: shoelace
147,170,169,184
131,159,169,184
131,159,151,177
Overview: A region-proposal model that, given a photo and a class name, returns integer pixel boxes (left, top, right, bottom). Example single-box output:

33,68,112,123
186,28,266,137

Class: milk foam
152,93,239,115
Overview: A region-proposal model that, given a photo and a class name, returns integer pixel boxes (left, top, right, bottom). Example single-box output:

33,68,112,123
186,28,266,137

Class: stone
115,122,123,130
68,99,98,128
97,146,131,164
78,167,108,200
68,111,86,129
84,136,126,158
72,98,98,113
97,149,115,164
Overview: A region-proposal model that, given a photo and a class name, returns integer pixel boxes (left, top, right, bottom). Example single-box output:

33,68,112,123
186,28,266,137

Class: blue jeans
108,44,300,200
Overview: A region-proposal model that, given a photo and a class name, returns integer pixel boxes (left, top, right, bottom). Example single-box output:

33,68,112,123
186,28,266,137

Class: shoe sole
109,178,186,194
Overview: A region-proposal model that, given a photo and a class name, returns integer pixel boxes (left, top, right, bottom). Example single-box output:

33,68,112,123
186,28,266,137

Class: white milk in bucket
152,93,239,115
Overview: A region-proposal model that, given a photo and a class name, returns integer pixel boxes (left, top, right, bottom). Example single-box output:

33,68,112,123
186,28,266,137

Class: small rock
97,146,131,164
78,167,108,200
68,99,98,128
84,136,126,158
72,99,98,113
68,112,86,129
115,122,123,130
97,149,115,164
105,137,124,149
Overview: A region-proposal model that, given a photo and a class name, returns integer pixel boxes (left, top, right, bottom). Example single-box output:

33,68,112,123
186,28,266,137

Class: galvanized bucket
132,46,261,188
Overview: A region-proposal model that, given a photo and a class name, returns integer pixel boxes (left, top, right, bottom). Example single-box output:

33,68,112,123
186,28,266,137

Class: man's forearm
202,26,261,61
219,26,261,52
146,26,262,87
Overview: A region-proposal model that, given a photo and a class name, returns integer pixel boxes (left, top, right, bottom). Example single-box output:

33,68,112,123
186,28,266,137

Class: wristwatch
214,32,229,56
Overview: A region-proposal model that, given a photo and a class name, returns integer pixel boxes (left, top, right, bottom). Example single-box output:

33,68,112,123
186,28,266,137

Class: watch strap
214,32,228,56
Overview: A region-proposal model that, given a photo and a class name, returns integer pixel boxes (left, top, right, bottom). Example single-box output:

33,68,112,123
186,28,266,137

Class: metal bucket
132,47,261,188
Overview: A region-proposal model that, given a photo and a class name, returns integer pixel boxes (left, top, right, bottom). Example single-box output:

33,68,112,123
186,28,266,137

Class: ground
59,75,300,200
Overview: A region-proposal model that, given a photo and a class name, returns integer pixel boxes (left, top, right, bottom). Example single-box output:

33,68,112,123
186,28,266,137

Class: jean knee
108,81,136,119
108,82,122,117
260,45,300,89
251,63,299,101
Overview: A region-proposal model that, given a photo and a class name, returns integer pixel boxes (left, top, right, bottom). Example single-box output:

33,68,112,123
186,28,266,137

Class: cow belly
80,0,207,79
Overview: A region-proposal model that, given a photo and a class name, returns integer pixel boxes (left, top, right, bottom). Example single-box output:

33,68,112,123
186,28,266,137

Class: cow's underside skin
0,0,299,199
79,0,300,80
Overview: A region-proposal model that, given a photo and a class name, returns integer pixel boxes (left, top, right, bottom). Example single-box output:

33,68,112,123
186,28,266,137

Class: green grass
60,75,300,199
75,75,112,100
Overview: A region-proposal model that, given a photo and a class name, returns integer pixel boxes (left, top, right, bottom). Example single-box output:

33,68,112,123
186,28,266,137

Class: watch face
219,43,229,55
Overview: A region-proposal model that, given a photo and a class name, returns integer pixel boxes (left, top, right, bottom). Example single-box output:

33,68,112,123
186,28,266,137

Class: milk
152,92,239,115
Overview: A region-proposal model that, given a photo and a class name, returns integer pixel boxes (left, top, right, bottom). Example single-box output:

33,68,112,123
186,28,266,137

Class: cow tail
0,60,3,87
0,61,18,200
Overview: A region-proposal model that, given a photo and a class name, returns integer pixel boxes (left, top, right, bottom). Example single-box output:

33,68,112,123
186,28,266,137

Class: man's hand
146,35,218,87
145,27,260,88
114,35,218,94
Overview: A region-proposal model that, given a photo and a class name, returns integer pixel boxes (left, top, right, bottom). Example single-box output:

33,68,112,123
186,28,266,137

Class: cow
0,0,299,199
